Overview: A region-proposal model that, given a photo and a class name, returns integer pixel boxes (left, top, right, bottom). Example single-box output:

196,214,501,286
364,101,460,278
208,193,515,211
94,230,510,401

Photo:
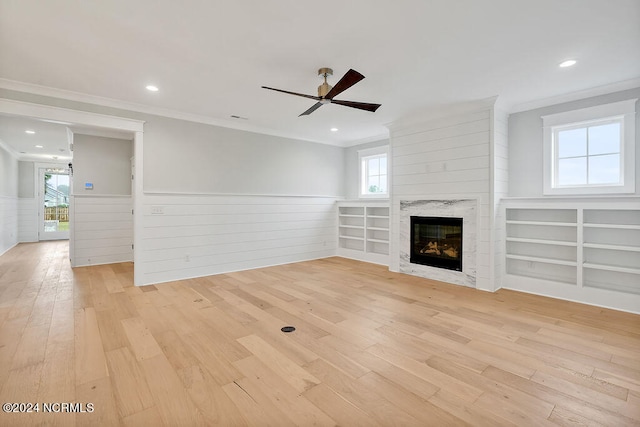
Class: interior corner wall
342,138,390,199
0,144,18,254
508,87,640,197
490,108,509,291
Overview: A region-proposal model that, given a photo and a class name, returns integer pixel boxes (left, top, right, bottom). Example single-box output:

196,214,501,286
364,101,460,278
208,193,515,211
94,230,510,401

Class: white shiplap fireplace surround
388,97,508,293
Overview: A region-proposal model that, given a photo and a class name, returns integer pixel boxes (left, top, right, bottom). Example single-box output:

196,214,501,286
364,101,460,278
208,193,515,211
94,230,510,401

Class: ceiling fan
262,68,381,116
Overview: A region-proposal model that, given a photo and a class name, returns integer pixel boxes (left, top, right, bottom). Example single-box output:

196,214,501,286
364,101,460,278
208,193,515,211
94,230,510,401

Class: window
543,99,636,195
359,146,389,197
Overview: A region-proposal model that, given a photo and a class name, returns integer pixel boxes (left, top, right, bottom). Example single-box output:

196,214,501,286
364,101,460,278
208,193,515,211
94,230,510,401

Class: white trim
542,99,637,196
509,78,640,114
0,98,144,133
358,145,389,198
143,191,341,198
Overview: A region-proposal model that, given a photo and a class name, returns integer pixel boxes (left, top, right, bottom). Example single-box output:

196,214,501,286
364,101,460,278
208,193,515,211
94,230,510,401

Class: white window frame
358,145,389,198
542,99,636,195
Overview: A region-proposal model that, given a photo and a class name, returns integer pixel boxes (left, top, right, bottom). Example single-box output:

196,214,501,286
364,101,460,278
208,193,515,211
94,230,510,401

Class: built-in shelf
505,206,640,297
506,237,577,246
583,223,640,230
583,263,640,275
506,254,577,267
506,220,577,227
583,243,640,252
338,202,389,265
338,235,364,241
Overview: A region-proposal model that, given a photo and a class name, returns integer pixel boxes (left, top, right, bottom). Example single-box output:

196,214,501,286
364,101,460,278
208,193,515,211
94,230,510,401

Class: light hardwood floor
0,241,639,426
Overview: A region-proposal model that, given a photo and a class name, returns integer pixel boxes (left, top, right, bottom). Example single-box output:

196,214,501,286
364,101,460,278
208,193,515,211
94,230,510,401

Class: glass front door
39,167,70,240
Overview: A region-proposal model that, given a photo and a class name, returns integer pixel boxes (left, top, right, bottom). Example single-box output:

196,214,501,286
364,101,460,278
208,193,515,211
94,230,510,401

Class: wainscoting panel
0,195,18,256
18,197,38,242
72,195,133,266
139,194,338,285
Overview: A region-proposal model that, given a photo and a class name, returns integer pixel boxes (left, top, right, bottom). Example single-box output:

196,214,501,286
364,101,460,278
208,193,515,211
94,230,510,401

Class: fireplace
410,216,462,271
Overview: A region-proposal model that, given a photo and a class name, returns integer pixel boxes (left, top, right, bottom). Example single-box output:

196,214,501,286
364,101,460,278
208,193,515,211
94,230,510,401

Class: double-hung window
359,146,389,197
543,99,636,195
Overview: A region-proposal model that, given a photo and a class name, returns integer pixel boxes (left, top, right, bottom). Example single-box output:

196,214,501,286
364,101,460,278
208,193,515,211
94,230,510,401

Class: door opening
39,167,70,241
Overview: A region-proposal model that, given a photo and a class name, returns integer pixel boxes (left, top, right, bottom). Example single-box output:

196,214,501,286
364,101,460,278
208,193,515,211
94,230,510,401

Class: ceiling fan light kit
262,67,381,116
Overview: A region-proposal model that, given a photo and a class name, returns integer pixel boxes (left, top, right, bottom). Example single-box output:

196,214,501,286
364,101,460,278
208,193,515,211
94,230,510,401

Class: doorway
39,166,70,240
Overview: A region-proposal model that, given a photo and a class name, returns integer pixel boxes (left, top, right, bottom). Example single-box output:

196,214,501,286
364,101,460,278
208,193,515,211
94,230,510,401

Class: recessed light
25,130,35,134
145,85,159,92
330,127,339,132
559,59,577,68
35,145,43,148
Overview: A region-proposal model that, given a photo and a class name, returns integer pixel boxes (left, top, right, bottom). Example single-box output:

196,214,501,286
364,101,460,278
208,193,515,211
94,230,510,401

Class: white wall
388,102,496,291
140,194,337,284
17,161,37,242
508,88,640,197
490,108,509,289
0,144,18,254
72,195,133,266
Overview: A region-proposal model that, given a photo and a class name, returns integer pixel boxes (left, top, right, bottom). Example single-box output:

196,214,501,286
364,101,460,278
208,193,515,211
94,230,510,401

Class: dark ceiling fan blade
261,86,321,101
330,99,381,112
324,69,365,99
299,102,324,116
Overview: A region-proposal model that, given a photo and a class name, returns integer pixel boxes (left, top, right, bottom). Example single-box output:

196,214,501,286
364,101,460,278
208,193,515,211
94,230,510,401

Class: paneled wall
72,196,133,266
138,194,337,285
388,104,495,291
0,196,17,255
490,109,509,289
17,197,37,242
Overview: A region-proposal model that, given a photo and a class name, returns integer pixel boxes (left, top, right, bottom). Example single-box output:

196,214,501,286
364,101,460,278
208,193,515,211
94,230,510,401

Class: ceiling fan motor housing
317,67,333,98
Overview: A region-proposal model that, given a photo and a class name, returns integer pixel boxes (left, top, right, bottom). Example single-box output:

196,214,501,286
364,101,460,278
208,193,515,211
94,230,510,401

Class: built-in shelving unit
338,201,389,265
582,208,640,295
503,202,640,310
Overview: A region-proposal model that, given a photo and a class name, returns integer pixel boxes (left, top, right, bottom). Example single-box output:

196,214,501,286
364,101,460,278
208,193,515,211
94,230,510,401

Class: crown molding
508,78,640,114
0,78,342,147
0,137,19,159
341,132,390,148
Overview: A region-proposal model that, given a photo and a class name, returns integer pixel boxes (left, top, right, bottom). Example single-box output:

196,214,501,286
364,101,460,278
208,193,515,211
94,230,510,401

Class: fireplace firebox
410,216,462,271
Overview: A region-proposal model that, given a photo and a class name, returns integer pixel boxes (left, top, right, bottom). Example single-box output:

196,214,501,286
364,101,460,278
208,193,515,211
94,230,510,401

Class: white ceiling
1,0,639,152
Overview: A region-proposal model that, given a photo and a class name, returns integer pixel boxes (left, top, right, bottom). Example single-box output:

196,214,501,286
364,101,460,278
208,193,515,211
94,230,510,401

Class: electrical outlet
185,254,190,262
151,206,164,215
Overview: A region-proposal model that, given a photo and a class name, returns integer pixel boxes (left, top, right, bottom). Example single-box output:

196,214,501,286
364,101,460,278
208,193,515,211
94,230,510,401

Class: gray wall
0,145,18,197
18,161,34,198
508,88,640,197
73,135,133,195
342,138,389,199
144,118,344,195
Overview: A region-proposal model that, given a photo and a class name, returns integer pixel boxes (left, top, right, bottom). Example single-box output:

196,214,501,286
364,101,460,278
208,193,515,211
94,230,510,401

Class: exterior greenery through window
359,146,389,197
542,99,636,195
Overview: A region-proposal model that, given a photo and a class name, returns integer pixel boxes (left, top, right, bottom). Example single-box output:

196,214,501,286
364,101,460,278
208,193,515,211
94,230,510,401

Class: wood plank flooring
1,241,639,426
